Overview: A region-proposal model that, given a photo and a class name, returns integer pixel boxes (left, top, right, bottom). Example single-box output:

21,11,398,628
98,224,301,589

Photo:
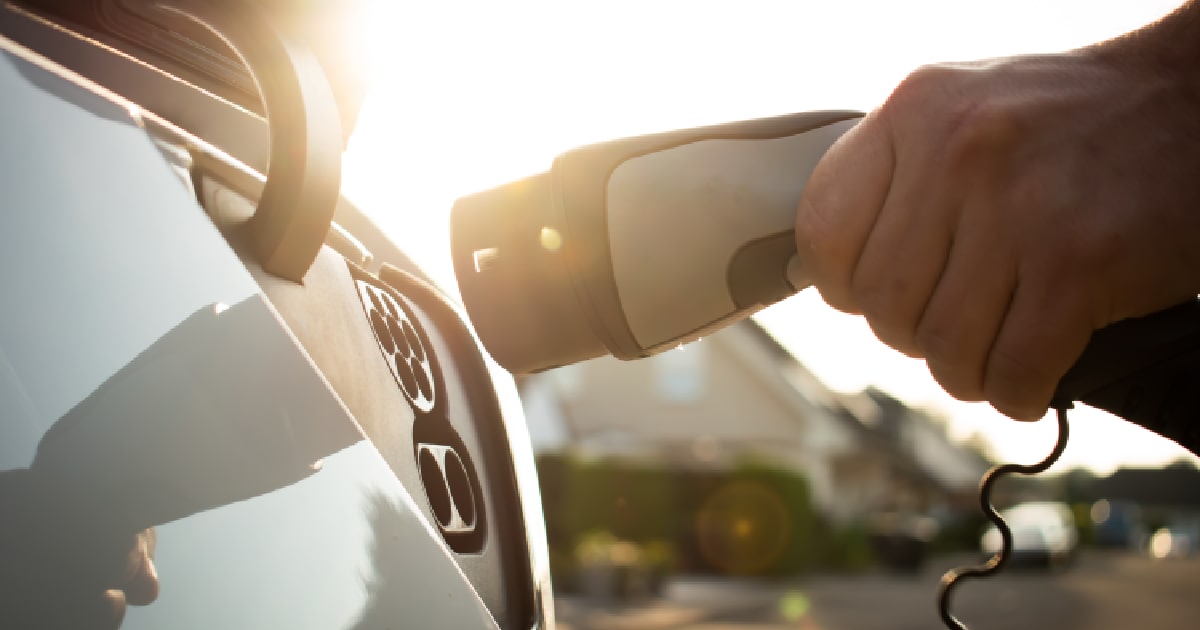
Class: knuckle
914,318,963,366
888,64,958,110
851,266,931,356
852,273,905,327
985,343,1039,388
853,255,941,339
813,285,860,315
982,343,1052,417
888,61,1022,170
918,323,986,401
943,100,1021,165
927,357,985,402
865,315,918,358
886,64,985,140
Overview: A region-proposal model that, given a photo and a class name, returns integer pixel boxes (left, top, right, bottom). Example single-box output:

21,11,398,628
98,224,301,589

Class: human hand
795,27,1200,420
0,469,160,630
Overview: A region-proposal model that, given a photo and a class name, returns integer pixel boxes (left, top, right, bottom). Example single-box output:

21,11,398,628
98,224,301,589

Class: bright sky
342,0,1197,474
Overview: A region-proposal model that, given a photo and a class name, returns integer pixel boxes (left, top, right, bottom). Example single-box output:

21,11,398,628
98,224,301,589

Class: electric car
0,1,552,628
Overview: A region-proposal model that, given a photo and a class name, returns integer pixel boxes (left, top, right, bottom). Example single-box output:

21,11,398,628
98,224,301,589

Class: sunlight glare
343,0,1193,472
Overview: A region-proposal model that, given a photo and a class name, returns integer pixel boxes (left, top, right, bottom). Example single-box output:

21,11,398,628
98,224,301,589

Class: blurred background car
867,511,940,573
981,502,1079,570
1090,499,1147,550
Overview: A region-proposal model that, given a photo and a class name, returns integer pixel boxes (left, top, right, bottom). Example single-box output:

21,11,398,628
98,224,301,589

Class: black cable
936,405,1071,629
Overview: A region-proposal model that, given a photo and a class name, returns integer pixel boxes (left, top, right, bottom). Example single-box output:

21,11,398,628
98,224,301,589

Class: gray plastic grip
450,110,860,374
606,118,858,349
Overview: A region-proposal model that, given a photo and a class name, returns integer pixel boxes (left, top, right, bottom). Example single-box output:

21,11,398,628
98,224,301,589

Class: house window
655,342,706,402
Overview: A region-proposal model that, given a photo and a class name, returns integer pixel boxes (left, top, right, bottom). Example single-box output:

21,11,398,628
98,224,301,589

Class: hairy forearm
1094,1,1200,79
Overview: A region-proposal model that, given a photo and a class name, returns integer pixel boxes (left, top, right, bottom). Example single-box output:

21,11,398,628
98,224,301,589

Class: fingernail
786,255,814,290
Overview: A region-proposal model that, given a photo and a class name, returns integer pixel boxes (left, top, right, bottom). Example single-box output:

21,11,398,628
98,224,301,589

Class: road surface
557,551,1200,630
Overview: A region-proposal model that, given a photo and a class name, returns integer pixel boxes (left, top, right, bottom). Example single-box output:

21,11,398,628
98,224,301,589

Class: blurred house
520,320,988,524
832,388,991,518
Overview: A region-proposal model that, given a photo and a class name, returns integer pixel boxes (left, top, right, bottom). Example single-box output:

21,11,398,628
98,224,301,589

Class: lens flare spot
1150,528,1175,559
779,590,811,622
695,480,790,575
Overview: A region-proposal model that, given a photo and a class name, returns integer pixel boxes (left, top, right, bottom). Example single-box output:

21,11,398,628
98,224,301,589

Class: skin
795,1,1200,420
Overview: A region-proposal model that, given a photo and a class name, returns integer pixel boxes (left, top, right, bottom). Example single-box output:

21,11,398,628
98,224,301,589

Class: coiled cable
936,405,1071,629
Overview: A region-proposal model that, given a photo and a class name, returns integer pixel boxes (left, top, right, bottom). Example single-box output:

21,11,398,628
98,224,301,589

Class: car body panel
0,40,503,629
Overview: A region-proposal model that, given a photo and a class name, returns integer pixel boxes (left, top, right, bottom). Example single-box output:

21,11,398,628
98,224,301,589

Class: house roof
725,323,988,488
518,317,989,493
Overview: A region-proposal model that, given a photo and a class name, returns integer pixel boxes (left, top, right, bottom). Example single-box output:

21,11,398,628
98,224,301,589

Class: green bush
822,522,874,572
536,454,871,579
931,512,989,554
1071,502,1095,547
720,459,821,575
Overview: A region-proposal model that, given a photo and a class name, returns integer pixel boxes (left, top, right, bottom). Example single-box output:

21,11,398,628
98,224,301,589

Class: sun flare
343,0,1191,473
